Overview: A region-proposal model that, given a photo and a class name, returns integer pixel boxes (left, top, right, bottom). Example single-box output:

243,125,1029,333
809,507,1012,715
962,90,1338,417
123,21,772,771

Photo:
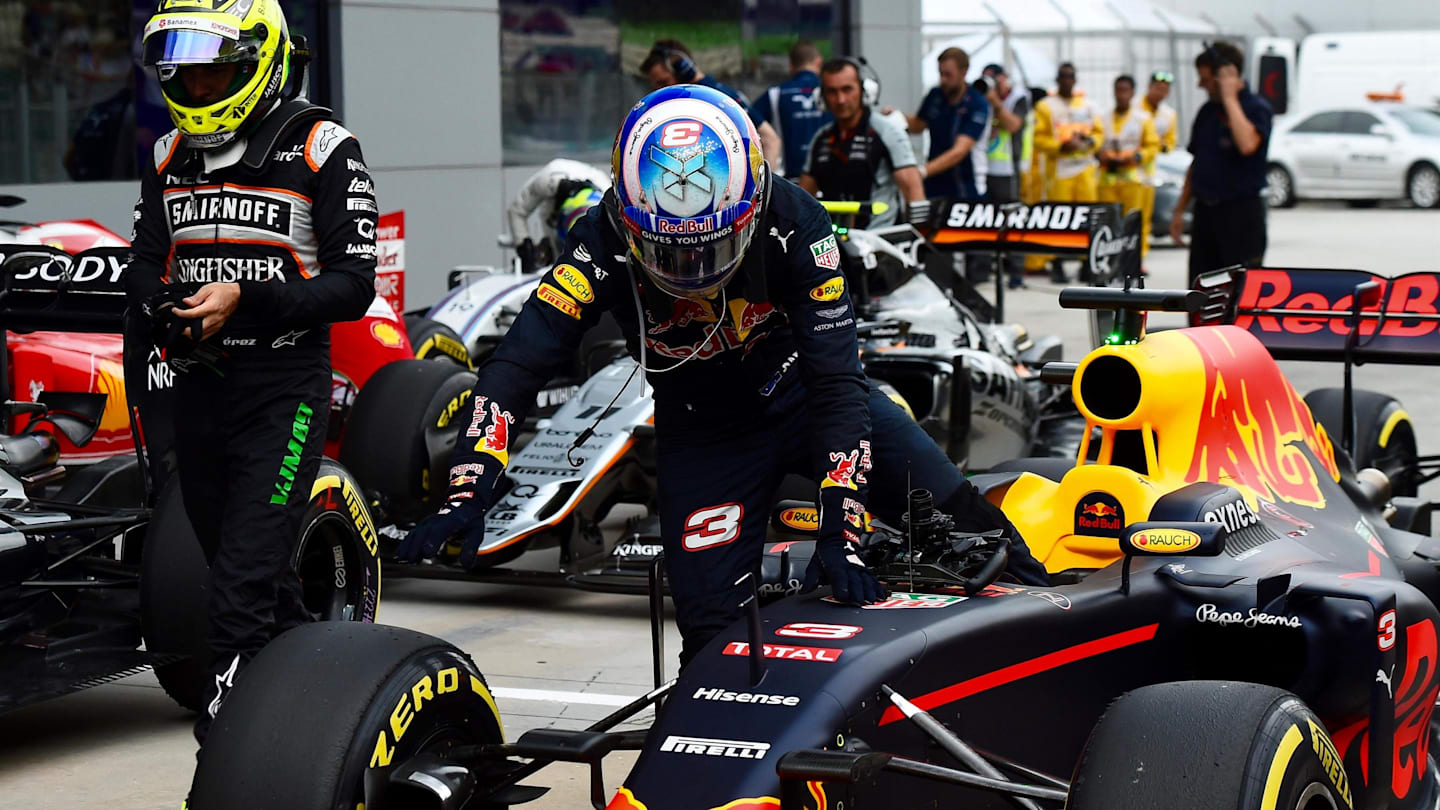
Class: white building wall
1151,0,1440,39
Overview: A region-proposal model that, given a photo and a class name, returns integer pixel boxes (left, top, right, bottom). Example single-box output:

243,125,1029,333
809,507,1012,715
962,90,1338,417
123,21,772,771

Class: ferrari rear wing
1193,266,1440,365
0,246,131,333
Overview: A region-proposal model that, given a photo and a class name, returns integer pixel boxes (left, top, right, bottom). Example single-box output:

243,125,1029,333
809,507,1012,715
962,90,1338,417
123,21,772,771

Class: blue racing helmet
610,84,768,297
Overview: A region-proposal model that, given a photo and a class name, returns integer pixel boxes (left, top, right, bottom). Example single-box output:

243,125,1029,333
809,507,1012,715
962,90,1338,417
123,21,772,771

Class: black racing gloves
142,287,224,372
394,494,488,567
802,535,886,605
515,238,539,274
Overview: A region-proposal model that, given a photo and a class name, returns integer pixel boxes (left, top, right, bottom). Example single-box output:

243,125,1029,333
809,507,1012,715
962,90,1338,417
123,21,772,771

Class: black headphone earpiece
666,48,698,83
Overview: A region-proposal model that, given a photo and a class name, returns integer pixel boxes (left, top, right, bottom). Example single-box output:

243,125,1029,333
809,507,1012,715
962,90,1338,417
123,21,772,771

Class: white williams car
1266,104,1440,208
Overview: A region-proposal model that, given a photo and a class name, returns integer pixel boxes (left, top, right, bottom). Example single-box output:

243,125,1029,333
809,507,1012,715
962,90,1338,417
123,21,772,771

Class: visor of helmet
622,199,759,296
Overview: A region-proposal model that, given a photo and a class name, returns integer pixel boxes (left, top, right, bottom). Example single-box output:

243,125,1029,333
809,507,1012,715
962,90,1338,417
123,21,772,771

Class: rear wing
917,199,1135,262
1193,266,1440,364
0,245,131,333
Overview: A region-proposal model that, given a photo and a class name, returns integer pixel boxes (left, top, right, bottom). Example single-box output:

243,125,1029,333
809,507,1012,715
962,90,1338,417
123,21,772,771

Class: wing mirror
1118,521,1227,595
1369,123,1394,140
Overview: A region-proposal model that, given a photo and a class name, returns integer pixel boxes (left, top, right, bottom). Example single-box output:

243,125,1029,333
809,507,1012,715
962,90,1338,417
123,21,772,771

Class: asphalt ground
1,202,1437,809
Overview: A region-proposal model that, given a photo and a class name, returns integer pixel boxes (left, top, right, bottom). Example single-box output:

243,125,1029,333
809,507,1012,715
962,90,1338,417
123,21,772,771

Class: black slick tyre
139,459,381,712
189,622,504,810
340,358,477,524
1068,681,1351,810
1304,388,1418,496
405,314,473,368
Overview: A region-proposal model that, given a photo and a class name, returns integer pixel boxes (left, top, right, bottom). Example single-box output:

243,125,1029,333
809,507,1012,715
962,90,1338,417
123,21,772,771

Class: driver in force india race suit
125,0,377,754
398,85,1049,664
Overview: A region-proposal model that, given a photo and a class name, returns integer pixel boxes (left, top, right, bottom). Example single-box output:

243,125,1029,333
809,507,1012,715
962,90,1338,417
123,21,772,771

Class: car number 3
682,503,743,551
1378,609,1397,651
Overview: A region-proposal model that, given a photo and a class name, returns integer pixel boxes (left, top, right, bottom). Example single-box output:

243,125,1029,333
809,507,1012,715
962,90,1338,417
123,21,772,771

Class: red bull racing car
183,275,1440,810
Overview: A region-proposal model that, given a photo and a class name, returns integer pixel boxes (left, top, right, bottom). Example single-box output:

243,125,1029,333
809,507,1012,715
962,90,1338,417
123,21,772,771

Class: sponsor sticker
1306,717,1354,808
691,687,799,706
348,197,378,212
144,15,240,39
809,234,840,270
1074,491,1124,538
1204,499,1258,533
809,275,845,302
537,283,582,319
613,542,662,558
1195,603,1302,629
723,642,842,662
816,305,849,319
821,449,861,490
823,592,966,610
552,264,594,303
659,735,770,759
1027,591,1073,610
370,320,404,349
776,622,862,640
778,506,818,532
1131,528,1201,554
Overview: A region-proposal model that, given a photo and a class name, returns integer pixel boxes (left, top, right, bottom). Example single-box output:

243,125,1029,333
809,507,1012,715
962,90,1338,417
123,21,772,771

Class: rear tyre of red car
140,459,382,712
405,314,473,368
339,358,477,525
1304,388,1418,496
189,622,504,810
1068,681,1351,810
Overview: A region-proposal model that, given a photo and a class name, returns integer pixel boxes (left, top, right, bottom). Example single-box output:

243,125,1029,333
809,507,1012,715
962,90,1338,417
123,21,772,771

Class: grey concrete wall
855,0,925,117
338,0,504,310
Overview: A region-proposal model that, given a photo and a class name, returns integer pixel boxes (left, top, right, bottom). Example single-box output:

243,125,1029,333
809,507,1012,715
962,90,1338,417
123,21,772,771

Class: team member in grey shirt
799,57,924,228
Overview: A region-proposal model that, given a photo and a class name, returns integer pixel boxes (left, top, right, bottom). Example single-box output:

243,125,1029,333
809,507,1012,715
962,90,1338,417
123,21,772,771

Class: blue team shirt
697,75,750,110
750,70,832,178
917,86,990,198
1188,86,1273,203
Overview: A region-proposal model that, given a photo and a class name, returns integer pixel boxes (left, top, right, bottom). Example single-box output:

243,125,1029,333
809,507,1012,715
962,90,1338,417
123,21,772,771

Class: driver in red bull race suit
397,85,1048,664
124,0,377,751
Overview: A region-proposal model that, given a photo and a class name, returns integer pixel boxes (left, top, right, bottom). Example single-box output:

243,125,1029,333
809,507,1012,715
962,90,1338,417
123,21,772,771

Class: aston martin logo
648,146,712,202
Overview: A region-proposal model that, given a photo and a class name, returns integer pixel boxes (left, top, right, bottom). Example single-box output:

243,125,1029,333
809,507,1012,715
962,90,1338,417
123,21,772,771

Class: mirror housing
1369,122,1393,139
1120,521,1227,557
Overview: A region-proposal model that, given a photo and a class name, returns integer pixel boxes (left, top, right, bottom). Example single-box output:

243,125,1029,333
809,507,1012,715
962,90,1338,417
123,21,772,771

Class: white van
1250,31,1440,120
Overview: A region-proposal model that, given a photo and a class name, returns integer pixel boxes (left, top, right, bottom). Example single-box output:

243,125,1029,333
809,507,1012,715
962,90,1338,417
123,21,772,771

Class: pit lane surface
1,203,1436,809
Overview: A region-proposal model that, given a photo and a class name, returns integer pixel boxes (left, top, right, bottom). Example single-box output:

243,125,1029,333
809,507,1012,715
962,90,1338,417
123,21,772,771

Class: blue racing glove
394,496,488,566
801,536,886,605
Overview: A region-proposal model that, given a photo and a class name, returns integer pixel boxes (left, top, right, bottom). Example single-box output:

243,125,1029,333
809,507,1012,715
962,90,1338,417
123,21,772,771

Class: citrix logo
270,402,314,504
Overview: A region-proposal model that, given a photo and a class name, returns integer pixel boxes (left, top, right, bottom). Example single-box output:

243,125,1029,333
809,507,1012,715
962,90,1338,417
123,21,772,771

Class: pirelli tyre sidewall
339,359,478,524
300,459,382,624
189,623,504,810
1068,681,1351,810
1303,388,1418,497
405,314,473,368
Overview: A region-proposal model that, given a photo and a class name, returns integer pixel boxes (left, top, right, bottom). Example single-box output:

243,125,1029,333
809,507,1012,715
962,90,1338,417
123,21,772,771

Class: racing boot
937,485,1050,585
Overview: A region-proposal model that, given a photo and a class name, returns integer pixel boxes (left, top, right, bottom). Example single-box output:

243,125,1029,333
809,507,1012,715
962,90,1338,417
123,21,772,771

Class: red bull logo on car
1074,492,1124,537
1180,328,1339,508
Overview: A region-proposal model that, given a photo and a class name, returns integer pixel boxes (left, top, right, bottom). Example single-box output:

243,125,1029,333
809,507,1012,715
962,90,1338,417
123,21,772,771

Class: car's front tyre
1069,681,1351,810
1266,164,1297,208
1408,162,1440,209
189,623,504,810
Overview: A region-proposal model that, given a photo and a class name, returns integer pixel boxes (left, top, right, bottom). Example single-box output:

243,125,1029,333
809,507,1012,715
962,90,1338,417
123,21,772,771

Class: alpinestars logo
168,191,293,237
208,654,241,719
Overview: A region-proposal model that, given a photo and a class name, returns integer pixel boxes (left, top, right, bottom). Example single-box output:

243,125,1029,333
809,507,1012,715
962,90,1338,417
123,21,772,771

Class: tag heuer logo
809,234,840,270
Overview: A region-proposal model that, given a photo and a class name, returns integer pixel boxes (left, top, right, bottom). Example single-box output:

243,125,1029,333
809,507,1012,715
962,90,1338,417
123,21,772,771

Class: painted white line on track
491,686,638,707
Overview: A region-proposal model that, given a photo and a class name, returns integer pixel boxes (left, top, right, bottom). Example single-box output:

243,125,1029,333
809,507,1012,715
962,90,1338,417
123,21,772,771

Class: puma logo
770,227,795,253
1377,665,1394,698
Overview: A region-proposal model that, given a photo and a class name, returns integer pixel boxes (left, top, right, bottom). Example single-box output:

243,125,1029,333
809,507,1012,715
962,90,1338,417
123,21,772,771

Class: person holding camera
1171,40,1272,284
1032,63,1102,281
1097,75,1158,241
